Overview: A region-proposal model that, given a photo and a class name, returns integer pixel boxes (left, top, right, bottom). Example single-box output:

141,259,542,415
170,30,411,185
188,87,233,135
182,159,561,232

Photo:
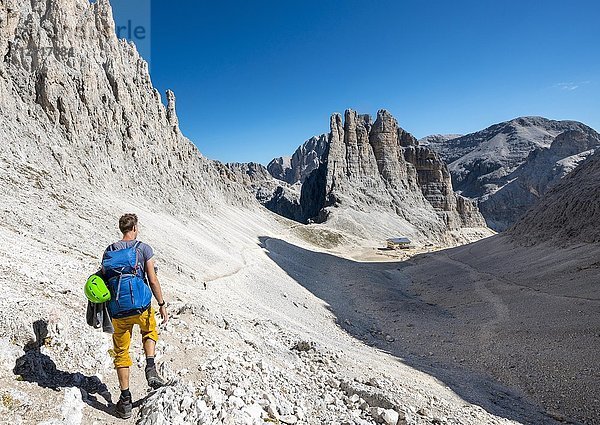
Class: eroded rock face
479,130,600,230
264,185,303,223
418,134,463,151
267,134,329,184
0,0,255,216
424,117,600,230
404,147,455,211
510,151,600,245
283,109,487,242
225,162,303,222
403,146,483,228
224,162,273,192
367,110,415,189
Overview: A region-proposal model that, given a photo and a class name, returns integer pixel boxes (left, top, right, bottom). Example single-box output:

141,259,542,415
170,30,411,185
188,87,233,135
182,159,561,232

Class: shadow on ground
13,320,119,417
258,236,582,425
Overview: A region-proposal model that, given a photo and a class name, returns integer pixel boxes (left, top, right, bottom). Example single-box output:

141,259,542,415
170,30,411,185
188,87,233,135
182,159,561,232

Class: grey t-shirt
102,240,154,282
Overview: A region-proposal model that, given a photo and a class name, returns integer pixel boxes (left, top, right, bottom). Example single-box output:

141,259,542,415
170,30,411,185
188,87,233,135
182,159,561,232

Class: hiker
101,213,169,419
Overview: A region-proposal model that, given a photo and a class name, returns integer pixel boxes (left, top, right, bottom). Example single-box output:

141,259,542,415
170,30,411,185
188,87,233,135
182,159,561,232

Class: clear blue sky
115,1,600,165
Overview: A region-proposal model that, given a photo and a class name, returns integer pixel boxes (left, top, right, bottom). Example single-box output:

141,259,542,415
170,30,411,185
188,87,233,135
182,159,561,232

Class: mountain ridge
1,1,598,424
231,109,490,246
509,149,600,245
416,116,600,230
0,0,257,218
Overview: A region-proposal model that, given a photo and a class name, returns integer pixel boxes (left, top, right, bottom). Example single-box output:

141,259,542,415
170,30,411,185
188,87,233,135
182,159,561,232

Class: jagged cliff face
479,130,600,230
418,134,463,150
422,118,600,231
293,109,488,243
510,151,600,245
320,110,404,212
267,134,329,184
403,146,483,228
224,162,273,195
224,162,304,222
0,0,254,218
229,108,488,243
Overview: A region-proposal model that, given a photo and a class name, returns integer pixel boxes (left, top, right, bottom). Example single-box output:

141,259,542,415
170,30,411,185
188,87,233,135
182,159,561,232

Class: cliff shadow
13,320,118,417
257,236,558,425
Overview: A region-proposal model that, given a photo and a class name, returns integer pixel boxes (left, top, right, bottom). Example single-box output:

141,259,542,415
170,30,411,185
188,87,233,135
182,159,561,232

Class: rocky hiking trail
1,214,521,425
438,250,511,348
0,194,595,425
259,234,600,424
259,237,551,424
447,245,600,304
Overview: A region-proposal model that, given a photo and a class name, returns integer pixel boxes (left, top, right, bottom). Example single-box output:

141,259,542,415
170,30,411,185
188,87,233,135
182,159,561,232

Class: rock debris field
1,0,598,424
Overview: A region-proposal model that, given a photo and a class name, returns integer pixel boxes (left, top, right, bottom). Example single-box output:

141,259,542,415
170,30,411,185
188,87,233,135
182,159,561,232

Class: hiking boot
115,395,132,419
145,365,166,389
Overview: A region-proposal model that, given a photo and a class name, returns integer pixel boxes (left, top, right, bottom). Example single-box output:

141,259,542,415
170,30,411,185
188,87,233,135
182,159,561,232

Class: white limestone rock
426,117,600,230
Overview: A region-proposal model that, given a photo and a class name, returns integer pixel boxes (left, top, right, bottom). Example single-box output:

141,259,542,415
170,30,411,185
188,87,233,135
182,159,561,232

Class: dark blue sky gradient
133,1,599,164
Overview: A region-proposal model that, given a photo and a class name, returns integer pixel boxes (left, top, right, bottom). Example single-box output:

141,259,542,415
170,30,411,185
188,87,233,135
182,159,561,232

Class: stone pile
137,343,419,425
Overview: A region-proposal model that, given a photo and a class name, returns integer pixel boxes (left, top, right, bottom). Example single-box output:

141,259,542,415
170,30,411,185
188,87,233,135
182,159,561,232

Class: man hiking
101,213,169,419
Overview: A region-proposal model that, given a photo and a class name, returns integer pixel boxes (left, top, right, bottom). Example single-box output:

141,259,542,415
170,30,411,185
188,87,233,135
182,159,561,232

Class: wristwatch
158,300,166,307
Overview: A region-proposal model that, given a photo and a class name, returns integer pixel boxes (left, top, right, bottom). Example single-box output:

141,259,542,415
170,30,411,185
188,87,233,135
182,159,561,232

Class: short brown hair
119,213,138,234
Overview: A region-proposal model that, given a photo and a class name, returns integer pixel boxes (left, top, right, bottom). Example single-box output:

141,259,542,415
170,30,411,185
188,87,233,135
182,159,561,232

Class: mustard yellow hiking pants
111,307,158,368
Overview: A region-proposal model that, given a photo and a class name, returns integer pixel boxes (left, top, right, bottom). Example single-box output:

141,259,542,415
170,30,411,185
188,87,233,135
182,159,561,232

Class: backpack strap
133,241,143,277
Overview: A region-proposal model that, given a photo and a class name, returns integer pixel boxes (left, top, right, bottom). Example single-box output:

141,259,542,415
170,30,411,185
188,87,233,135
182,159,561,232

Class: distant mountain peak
235,108,489,244
423,116,600,231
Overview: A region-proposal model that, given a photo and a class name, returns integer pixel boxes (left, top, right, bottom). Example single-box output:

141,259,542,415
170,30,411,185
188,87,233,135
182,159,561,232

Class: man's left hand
159,305,169,324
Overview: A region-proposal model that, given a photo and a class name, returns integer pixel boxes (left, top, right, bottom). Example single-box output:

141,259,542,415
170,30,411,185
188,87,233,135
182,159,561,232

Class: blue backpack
102,241,152,318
